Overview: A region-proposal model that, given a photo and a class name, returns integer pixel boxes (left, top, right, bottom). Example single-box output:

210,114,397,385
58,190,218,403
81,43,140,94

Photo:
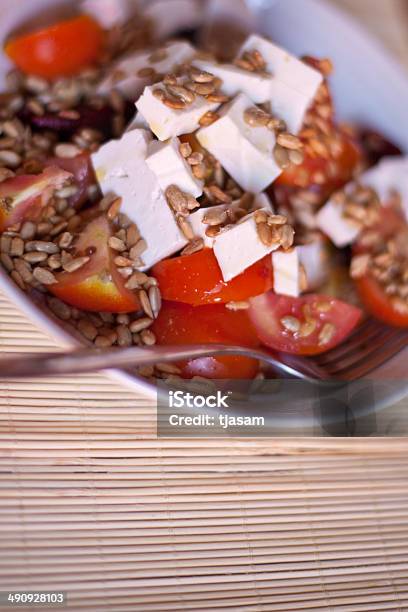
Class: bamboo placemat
1,1,408,610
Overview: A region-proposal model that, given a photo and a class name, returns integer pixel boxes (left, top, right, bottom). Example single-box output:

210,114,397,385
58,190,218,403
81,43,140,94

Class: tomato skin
353,206,408,327
152,249,273,306
153,301,260,379
49,214,140,313
5,15,105,79
46,153,96,210
275,130,361,196
249,292,362,356
355,276,408,328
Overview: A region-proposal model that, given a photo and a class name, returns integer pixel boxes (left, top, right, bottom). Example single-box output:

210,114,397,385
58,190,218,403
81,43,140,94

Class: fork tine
325,329,408,380
313,319,386,366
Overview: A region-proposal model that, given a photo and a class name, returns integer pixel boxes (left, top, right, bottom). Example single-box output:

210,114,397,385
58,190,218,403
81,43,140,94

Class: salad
0,0,407,383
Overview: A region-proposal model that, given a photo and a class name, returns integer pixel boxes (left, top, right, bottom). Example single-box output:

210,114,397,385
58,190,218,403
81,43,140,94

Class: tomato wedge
353,206,408,327
49,214,140,313
249,292,362,356
152,248,273,306
46,153,97,210
5,15,105,79
153,301,260,379
355,276,408,328
0,166,72,231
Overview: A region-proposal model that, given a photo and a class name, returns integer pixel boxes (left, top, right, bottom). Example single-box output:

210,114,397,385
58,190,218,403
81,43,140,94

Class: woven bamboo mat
1,1,408,610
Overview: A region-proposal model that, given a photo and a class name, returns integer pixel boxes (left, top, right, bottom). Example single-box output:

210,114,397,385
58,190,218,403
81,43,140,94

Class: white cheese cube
189,191,274,248
82,0,135,29
316,200,360,248
193,59,271,104
136,84,220,142
98,41,195,100
143,0,204,40
239,35,323,133
362,156,408,220
126,111,149,132
146,137,203,198
317,156,408,247
298,235,331,291
253,192,274,213
197,93,282,193
213,210,280,282
91,129,187,269
272,248,301,297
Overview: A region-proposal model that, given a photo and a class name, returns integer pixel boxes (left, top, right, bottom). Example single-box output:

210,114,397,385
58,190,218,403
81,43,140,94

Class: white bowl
0,0,407,400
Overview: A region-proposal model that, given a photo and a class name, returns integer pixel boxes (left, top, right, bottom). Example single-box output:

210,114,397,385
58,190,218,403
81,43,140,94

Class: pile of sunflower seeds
333,183,381,229
234,48,269,75
254,209,294,250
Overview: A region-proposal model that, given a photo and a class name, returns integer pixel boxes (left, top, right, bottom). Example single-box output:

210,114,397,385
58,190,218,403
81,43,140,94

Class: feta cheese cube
298,235,331,291
213,209,281,282
136,84,220,142
272,248,301,297
146,137,203,198
91,129,187,269
126,111,149,132
82,0,135,29
142,0,204,40
189,192,274,248
362,156,408,220
98,41,195,100
197,93,282,193
239,35,323,133
316,199,360,248
317,156,408,247
193,59,271,104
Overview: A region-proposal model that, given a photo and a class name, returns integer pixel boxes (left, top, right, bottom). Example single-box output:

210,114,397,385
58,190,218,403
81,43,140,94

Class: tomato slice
152,248,273,306
5,15,105,79
249,292,362,356
46,153,96,209
153,301,260,379
0,166,72,231
355,276,408,328
49,214,140,313
353,206,408,327
275,129,361,196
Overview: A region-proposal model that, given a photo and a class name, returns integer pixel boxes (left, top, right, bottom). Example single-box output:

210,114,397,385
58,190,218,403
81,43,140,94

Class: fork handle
0,345,269,379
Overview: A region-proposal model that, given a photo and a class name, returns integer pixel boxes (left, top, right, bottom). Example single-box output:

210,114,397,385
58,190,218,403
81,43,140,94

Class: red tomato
5,15,105,79
249,292,362,356
152,248,273,306
0,166,72,231
276,130,361,195
153,301,260,379
49,214,140,313
355,276,408,328
353,206,408,327
46,153,96,209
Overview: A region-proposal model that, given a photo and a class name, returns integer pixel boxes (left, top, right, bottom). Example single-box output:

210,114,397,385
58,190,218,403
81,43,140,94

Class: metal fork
0,319,406,381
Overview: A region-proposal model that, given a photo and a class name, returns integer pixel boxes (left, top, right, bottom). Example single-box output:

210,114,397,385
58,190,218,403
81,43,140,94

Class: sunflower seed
108,236,126,252
0,252,13,271
0,234,11,253
10,270,25,290
33,267,57,285
274,144,290,169
148,285,162,318
62,256,90,273
25,240,59,254
203,208,228,226
181,237,204,256
116,325,133,347
55,143,81,158
140,329,156,346
23,251,48,264
281,316,301,333
0,150,21,167
280,224,295,250
256,222,273,246
179,142,192,158
189,66,215,83
199,111,219,127
47,297,71,321
19,221,36,241
14,258,32,283
318,323,336,345
129,317,153,333
9,237,24,257
107,197,122,221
